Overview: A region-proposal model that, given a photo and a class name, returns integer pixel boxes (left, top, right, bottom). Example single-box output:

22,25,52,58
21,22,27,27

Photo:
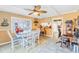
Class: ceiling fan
24,5,47,16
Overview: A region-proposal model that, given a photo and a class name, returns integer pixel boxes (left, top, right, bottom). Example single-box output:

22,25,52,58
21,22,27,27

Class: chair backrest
74,29,79,38
60,35,68,42
32,30,40,40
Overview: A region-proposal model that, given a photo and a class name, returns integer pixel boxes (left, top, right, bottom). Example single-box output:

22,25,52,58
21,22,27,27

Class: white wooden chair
32,30,40,45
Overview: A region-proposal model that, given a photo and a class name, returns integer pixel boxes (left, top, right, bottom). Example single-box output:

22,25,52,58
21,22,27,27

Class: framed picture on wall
65,20,72,27
0,17,11,31
11,17,32,33
65,20,73,33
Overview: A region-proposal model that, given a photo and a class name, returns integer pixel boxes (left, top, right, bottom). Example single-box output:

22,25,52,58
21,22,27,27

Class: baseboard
0,41,11,46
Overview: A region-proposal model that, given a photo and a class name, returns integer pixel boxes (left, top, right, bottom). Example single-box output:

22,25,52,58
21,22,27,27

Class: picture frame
11,17,32,33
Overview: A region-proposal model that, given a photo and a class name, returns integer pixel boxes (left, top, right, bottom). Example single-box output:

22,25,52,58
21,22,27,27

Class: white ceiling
0,5,79,18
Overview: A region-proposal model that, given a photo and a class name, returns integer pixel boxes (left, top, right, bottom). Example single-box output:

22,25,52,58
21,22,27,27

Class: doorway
52,19,62,42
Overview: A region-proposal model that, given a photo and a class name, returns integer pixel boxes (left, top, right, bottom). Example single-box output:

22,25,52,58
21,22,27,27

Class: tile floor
0,36,73,53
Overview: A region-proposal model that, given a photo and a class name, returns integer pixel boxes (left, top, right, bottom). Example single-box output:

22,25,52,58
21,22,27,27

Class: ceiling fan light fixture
34,12,40,16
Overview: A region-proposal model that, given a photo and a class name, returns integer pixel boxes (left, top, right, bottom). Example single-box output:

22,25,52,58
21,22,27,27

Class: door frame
51,17,63,42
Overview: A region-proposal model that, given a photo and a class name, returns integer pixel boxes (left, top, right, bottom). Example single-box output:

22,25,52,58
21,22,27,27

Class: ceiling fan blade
40,10,47,13
24,9,33,11
28,12,34,15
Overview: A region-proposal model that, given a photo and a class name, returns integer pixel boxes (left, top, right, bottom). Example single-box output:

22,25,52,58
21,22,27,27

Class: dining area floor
0,36,73,53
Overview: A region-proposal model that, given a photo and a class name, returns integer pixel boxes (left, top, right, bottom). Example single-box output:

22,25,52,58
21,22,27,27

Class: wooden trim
0,41,11,46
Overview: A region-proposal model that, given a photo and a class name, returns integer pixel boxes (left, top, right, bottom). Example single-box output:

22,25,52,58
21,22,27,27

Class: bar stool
70,37,79,53
71,42,79,53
